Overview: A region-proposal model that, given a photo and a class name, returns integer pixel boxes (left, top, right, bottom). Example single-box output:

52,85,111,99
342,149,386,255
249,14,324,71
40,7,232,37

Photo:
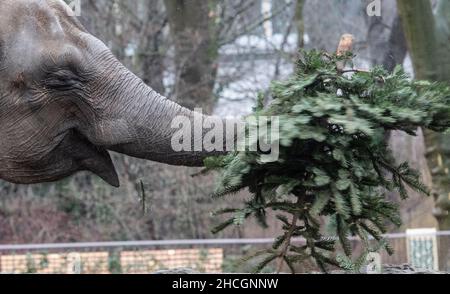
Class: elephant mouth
0,130,120,187
59,129,120,187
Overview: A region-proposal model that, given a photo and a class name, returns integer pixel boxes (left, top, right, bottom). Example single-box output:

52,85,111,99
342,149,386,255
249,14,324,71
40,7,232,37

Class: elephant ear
64,130,120,187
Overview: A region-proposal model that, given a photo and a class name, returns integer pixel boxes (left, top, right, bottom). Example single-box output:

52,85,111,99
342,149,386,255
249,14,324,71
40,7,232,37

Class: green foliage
205,50,450,273
108,251,123,274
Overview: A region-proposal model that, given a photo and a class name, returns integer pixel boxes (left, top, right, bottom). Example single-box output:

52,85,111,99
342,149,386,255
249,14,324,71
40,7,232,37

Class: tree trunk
382,16,408,72
397,0,441,80
295,0,305,49
164,0,219,114
397,0,450,271
133,0,167,94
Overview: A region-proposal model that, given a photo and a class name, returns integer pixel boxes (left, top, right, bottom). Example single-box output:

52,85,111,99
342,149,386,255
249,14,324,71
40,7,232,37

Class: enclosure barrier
0,248,223,274
0,230,449,273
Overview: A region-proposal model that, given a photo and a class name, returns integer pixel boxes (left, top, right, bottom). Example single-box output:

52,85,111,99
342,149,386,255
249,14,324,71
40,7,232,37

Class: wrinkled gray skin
0,0,232,187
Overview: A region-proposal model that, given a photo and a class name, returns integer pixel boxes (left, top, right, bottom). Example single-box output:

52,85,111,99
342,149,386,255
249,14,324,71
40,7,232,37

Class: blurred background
0,0,449,273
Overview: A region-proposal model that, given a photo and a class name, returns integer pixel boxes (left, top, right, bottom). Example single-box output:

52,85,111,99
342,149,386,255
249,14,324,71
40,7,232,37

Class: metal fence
0,230,449,273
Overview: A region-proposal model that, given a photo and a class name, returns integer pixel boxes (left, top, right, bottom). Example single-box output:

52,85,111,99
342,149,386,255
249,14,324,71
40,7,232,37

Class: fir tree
205,50,450,273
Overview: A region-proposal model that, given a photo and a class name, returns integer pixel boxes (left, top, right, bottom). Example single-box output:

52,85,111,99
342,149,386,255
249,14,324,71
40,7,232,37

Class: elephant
0,0,237,187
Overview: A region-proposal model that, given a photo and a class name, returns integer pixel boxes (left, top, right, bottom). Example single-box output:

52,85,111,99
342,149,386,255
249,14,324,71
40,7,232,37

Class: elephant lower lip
64,129,120,187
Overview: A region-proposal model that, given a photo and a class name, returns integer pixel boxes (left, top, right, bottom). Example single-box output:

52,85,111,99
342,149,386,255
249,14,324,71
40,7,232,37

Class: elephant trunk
83,52,237,167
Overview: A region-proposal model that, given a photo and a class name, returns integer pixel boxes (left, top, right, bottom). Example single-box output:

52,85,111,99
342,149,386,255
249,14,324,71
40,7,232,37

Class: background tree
164,0,219,113
397,0,450,270
296,0,305,50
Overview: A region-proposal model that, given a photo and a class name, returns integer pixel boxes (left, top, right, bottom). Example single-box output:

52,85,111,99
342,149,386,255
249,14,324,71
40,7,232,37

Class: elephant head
0,0,235,187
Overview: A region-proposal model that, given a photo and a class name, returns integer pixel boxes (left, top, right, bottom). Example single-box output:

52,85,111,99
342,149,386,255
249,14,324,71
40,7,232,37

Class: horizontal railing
1,230,450,251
